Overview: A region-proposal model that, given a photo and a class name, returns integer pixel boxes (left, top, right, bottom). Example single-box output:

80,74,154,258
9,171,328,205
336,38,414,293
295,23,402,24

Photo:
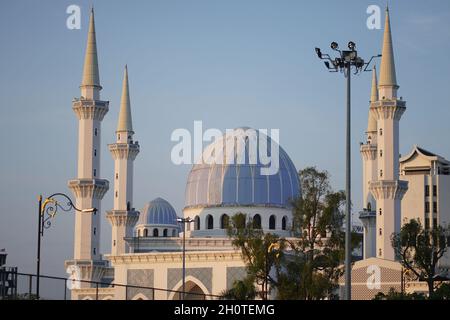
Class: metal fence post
29,275,33,299
64,280,67,300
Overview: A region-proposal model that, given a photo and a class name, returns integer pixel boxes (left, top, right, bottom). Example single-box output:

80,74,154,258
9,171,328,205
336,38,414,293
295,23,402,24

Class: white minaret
66,8,109,285
359,66,379,259
369,8,408,260
106,66,140,256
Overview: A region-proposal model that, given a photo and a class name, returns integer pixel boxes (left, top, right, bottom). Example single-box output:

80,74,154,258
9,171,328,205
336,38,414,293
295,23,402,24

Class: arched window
367,203,372,211
163,229,168,237
220,214,229,229
206,215,214,230
172,229,176,237
153,228,159,237
269,215,276,230
379,208,382,216
282,216,287,231
144,228,148,237
194,216,200,230
379,228,382,236
253,214,262,229
137,229,141,237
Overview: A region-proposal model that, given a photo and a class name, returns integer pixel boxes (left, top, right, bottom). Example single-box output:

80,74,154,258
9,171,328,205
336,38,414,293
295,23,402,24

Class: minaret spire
370,66,379,103
107,67,140,256
66,7,110,290
379,7,398,99
117,65,133,133
369,7,408,261
81,8,101,99
367,66,378,133
360,68,379,259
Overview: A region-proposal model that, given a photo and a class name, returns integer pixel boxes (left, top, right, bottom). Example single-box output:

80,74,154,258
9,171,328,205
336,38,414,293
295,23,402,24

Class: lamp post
177,217,194,299
36,193,96,300
315,42,380,300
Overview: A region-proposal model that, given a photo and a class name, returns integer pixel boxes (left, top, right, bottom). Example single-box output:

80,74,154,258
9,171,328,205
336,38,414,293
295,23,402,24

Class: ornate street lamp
315,42,380,300
36,193,96,299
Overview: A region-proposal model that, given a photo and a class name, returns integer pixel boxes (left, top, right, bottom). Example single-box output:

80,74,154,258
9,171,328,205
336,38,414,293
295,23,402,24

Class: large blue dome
139,198,179,226
185,128,300,209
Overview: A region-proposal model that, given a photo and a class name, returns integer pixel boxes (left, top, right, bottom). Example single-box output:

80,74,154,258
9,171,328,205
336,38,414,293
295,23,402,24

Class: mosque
65,8,450,300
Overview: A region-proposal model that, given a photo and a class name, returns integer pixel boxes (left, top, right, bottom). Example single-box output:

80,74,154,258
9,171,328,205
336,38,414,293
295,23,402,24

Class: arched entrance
170,279,208,300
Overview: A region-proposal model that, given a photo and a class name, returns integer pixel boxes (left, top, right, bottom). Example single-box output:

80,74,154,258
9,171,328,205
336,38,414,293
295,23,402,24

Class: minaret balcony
64,259,109,284
370,99,406,121
359,209,376,221
360,143,377,160
369,180,408,200
106,210,140,227
72,99,109,120
68,178,110,200
108,143,140,160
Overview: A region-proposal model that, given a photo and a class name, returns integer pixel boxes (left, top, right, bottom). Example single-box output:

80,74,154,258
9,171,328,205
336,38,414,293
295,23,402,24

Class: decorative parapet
370,99,406,121
68,178,109,200
108,142,140,160
106,210,140,227
106,250,243,265
369,180,408,200
72,98,109,120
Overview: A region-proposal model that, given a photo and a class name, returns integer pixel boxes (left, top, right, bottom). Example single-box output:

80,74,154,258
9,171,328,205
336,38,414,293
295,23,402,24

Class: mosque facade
66,8,450,300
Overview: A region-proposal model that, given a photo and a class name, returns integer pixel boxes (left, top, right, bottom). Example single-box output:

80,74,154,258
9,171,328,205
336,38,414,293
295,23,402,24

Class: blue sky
1,0,450,290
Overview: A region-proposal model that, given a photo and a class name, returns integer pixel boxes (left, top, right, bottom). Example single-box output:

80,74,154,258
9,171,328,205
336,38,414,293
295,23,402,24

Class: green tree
373,288,425,300
226,213,284,300
391,219,450,297
431,283,450,300
277,167,354,300
220,276,257,300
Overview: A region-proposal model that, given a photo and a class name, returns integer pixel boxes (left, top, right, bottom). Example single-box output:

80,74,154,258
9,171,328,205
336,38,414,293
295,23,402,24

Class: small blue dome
185,128,300,209
139,198,179,226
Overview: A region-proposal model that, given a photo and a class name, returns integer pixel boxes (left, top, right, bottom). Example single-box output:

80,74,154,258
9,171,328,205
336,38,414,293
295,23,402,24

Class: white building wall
401,175,426,224
107,251,246,300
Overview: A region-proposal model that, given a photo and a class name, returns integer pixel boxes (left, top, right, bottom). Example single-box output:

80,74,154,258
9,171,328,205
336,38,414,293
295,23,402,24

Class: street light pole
345,61,352,301
36,193,96,300
36,195,42,299
177,217,194,299
182,222,186,298
315,42,380,300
